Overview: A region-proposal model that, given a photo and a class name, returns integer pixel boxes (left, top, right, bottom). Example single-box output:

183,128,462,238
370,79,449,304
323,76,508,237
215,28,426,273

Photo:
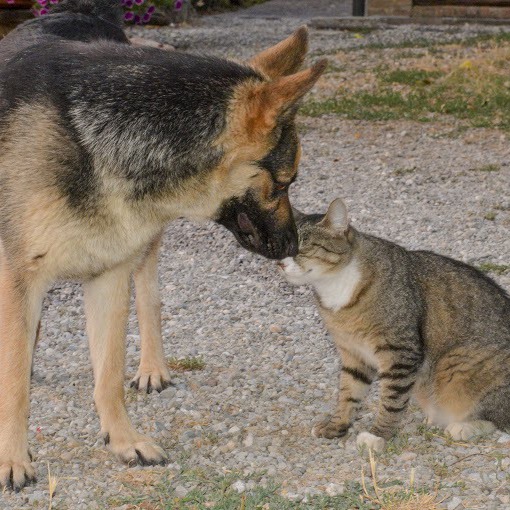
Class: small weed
460,31,510,47
492,451,506,470
393,167,416,176
361,449,441,510
470,163,501,172
381,69,442,86
168,356,205,371
47,462,58,510
431,461,449,478
484,211,497,221
395,50,427,59
477,263,510,275
326,62,346,73
362,38,435,50
386,434,410,455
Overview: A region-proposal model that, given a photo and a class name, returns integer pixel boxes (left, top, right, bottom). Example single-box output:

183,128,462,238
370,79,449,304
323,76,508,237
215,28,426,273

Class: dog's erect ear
243,59,327,138
250,26,309,79
319,198,349,233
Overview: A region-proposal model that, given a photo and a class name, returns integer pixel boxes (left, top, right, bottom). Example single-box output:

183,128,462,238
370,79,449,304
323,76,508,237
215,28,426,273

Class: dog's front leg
131,231,171,393
84,262,167,466
0,263,42,490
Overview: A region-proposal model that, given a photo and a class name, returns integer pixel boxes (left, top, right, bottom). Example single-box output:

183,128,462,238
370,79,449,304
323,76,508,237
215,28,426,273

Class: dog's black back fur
0,1,263,205
0,0,127,63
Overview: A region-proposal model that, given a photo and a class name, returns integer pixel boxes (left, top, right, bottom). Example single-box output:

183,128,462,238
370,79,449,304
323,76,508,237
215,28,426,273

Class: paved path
216,0,352,19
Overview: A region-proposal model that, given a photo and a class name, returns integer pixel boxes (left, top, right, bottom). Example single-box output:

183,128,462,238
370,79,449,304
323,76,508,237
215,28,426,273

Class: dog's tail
51,0,123,27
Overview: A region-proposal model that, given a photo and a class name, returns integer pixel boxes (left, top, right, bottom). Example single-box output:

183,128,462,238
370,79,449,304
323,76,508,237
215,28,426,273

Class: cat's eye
274,182,287,192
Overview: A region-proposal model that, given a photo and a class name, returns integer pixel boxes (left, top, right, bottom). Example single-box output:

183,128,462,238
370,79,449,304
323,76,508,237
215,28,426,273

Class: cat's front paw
356,431,386,452
311,416,350,439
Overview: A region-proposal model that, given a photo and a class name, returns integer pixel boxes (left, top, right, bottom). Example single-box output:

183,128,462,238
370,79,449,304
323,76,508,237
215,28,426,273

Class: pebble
448,496,463,510
231,480,246,493
174,486,189,498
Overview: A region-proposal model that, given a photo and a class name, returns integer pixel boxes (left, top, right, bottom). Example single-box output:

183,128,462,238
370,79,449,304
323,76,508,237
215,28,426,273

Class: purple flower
123,0,134,7
174,0,183,11
7,0,16,4
37,0,48,6
39,7,49,14
134,14,141,24
147,5,156,13
134,0,144,4
123,11,134,20
142,12,151,22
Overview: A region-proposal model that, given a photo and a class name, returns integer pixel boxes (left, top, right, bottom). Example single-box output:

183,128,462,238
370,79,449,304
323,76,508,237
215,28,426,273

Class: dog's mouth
236,212,260,249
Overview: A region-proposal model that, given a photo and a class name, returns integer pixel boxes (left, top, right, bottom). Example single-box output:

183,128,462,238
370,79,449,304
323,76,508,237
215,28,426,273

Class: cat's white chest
314,259,361,312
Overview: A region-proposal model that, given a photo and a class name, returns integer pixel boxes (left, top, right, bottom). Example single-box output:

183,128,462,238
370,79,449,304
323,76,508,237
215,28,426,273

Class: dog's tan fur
0,28,326,488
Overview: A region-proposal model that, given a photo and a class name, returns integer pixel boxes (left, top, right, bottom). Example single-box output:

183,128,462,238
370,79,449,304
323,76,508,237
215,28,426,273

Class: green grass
303,29,510,130
301,73,510,130
460,31,510,47
381,69,442,86
384,433,410,456
484,211,497,221
111,470,377,510
477,263,510,275
168,356,206,371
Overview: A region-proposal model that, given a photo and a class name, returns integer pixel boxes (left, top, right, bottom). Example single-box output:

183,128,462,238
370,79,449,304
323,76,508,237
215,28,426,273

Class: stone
231,480,246,493
448,496,463,510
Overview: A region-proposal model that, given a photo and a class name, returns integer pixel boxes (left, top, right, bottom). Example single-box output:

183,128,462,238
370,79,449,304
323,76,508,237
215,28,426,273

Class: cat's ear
320,198,349,233
292,207,306,222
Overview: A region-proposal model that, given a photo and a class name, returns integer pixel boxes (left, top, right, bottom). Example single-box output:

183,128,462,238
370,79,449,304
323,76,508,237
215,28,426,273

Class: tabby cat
279,198,510,451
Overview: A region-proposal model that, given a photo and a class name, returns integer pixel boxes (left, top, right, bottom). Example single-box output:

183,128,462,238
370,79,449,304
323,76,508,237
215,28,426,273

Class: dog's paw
311,417,350,439
130,364,171,394
0,451,36,491
105,431,168,466
445,421,496,441
356,431,386,453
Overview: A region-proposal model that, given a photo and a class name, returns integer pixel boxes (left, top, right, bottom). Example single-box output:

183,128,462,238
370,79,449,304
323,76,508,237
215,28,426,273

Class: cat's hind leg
462,383,510,438
313,349,377,439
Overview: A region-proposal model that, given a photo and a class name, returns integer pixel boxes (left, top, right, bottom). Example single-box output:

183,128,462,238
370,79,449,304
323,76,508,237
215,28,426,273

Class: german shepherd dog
0,0,326,490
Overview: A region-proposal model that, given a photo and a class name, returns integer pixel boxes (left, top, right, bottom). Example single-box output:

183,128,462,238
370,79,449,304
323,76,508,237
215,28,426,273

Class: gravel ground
3,2,510,508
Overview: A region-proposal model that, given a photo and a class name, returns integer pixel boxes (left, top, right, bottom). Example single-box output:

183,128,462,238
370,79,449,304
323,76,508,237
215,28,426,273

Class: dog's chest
34,194,168,280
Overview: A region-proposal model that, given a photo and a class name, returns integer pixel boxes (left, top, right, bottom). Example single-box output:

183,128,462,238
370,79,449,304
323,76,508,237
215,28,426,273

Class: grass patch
301,77,510,128
385,434,410,456
381,69,442,86
362,450,441,510
484,211,497,221
168,356,205,371
303,33,510,131
477,263,510,275
111,469,376,509
461,31,510,47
